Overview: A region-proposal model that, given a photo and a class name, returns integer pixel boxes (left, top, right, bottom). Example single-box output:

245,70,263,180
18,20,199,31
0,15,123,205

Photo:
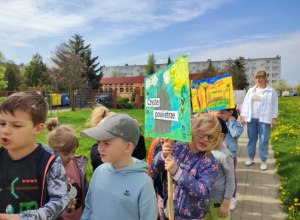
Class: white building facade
102,56,281,88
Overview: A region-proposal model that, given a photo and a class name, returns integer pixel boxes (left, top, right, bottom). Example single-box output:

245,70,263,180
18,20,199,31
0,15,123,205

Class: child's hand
164,157,178,175
0,214,21,220
228,116,235,121
162,137,173,157
218,199,230,218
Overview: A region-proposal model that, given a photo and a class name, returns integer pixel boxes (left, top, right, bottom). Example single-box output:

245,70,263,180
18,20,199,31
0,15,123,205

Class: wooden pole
167,146,174,220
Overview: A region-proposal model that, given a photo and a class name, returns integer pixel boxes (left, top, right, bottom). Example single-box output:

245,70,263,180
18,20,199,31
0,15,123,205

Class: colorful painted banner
144,54,192,142
191,73,235,112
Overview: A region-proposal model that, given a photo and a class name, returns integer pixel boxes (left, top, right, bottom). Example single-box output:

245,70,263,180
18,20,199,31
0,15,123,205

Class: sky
1,0,300,86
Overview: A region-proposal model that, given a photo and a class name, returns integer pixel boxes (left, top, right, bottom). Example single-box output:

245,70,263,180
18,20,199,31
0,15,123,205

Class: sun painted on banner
144,54,192,142
191,73,235,112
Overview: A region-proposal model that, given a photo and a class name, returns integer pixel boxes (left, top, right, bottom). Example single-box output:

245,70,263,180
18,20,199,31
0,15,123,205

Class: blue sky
1,0,300,86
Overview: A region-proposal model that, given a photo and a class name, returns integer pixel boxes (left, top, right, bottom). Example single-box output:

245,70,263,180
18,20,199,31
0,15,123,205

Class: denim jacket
223,120,244,156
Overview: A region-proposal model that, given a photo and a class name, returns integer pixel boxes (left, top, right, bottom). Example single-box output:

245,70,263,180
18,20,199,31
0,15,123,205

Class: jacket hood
104,157,150,174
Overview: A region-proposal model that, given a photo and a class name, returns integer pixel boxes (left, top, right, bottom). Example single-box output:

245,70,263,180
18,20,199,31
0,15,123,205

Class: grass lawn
37,108,151,182
271,96,300,219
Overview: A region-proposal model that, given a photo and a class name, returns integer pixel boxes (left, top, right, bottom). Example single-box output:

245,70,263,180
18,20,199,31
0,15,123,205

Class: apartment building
101,56,281,88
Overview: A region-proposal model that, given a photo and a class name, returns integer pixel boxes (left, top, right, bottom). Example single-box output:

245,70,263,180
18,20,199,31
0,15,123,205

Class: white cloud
0,0,231,47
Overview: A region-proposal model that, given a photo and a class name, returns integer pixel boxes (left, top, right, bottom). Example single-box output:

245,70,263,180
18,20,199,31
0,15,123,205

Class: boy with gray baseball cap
80,113,158,220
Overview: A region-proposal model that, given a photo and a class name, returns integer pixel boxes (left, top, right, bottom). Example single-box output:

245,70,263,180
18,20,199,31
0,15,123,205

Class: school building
101,56,281,88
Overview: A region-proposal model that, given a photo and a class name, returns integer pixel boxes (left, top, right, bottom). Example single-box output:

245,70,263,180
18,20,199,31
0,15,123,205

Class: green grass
271,96,300,219
37,109,151,182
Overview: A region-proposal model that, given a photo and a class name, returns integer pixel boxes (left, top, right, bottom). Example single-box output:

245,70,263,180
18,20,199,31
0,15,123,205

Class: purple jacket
152,142,218,220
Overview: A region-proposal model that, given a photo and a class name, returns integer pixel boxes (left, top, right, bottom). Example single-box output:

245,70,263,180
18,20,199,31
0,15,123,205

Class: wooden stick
167,153,174,220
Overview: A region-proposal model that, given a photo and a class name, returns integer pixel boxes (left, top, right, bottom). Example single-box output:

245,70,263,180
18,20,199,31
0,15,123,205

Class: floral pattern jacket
152,142,218,220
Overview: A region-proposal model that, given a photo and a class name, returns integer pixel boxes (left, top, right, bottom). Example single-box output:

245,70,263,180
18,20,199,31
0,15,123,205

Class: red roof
101,74,199,84
101,76,147,84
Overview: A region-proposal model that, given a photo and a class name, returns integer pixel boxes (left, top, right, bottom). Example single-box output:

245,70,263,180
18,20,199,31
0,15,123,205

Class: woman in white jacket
240,70,278,171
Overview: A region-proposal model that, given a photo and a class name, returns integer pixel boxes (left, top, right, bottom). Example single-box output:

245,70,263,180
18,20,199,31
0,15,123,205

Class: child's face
219,110,232,122
0,110,43,156
190,126,217,153
97,137,130,167
58,146,77,167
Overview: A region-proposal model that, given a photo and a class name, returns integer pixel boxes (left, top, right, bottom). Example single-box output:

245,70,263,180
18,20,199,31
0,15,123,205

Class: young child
0,91,69,219
204,117,235,220
152,113,220,220
88,107,146,171
80,113,158,220
47,118,89,220
218,107,244,210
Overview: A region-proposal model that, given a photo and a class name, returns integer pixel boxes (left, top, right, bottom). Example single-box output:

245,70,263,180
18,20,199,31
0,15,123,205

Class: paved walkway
231,127,287,220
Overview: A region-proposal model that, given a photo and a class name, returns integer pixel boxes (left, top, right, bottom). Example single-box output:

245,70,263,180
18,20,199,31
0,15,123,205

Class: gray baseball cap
80,113,141,146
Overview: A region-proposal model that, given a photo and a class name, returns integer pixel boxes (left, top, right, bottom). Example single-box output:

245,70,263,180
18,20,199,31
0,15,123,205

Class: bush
141,102,144,109
0,97,6,106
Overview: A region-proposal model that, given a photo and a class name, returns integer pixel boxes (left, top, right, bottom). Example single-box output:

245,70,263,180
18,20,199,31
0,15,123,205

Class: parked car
95,94,113,108
290,90,298,96
282,91,291,97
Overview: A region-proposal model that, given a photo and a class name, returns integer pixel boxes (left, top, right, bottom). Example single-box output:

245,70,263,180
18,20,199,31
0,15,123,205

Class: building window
252,67,256,71
130,88,133,92
272,66,279,70
245,68,250,71
272,73,279,77
203,63,207,67
272,80,277,83
193,67,195,69
267,74,270,77
217,62,222,66
120,88,124,93
265,60,270,63
265,67,270,71
272,60,278,63
126,88,129,93
156,65,160,69
140,66,144,70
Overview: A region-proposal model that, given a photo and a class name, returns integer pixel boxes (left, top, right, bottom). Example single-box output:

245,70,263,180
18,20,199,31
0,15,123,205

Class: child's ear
220,133,226,139
34,123,45,135
124,142,135,154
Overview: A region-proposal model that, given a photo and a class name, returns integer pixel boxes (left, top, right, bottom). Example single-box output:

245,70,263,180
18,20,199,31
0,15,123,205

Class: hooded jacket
81,158,158,220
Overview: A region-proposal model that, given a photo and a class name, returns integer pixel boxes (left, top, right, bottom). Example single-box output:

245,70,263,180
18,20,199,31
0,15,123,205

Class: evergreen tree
145,54,156,75
226,57,249,89
167,56,172,65
68,34,102,89
193,59,220,81
24,53,47,87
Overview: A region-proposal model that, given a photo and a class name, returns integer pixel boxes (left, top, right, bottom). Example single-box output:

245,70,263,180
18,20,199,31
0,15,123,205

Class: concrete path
231,127,287,220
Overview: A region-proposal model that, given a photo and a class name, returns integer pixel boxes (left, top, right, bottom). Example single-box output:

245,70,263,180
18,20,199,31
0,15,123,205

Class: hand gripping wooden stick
167,139,174,220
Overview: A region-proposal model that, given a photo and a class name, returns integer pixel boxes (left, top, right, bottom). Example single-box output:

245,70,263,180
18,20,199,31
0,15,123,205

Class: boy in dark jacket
0,91,69,219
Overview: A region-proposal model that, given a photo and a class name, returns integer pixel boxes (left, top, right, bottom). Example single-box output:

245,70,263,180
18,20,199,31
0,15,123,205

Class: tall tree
68,34,102,89
167,56,172,65
24,53,47,87
51,43,88,111
4,61,21,91
193,59,221,81
145,54,156,75
226,57,248,89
